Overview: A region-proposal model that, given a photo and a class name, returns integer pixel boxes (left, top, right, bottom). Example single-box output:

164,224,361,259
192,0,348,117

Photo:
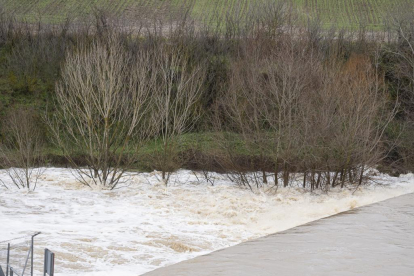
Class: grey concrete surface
144,193,414,276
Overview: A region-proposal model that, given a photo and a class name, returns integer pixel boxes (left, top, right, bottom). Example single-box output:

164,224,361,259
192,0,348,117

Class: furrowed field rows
0,0,407,28
292,0,401,28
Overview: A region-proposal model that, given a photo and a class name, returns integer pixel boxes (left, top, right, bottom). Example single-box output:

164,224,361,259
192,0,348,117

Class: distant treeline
0,1,413,190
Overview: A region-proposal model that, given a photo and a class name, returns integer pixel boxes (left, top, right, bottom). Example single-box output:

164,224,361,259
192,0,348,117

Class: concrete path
144,193,414,276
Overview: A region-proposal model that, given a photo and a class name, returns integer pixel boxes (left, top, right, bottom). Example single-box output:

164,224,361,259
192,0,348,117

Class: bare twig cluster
0,108,45,191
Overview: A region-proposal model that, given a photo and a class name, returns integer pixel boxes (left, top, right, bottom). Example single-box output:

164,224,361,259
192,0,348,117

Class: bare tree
46,35,155,189
383,2,414,171
217,27,394,191
385,1,414,118
0,108,45,191
303,53,395,190
150,46,205,183
218,36,316,188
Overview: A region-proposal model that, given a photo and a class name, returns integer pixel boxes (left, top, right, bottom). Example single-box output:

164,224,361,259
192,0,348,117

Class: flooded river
145,193,414,276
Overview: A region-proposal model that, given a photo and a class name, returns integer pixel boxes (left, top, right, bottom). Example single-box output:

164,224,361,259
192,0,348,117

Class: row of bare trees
44,34,205,189
212,34,395,191
0,0,412,191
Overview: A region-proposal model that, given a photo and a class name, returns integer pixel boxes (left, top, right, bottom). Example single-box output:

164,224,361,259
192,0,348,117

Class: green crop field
0,0,406,29
292,0,403,29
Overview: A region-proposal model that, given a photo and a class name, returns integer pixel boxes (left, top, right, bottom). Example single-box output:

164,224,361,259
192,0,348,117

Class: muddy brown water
144,193,414,276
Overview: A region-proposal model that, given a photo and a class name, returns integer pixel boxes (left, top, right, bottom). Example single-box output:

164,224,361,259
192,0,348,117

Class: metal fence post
9,268,12,276
31,232,41,276
44,249,54,276
43,250,46,276
6,244,10,276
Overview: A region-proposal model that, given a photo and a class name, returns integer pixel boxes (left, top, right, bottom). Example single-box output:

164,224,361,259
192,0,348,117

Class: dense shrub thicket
0,1,414,189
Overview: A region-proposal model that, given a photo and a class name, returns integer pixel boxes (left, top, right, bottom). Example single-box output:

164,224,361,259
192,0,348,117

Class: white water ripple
0,168,413,276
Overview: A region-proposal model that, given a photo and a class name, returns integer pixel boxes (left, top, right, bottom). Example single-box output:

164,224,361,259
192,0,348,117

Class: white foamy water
0,168,413,276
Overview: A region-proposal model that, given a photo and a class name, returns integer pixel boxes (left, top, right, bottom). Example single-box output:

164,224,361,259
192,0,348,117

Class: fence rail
0,233,42,276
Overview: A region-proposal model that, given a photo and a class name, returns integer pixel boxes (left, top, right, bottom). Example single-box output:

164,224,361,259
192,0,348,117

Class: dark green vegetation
0,0,414,190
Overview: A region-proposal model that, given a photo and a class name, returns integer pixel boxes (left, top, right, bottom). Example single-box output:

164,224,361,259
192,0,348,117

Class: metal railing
0,233,41,276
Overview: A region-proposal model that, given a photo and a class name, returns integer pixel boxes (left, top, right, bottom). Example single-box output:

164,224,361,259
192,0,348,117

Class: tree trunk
316,172,321,189
262,170,268,184
341,169,345,188
326,171,331,188
274,163,279,187
332,171,338,187
283,164,289,187
358,165,365,186
303,172,307,188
